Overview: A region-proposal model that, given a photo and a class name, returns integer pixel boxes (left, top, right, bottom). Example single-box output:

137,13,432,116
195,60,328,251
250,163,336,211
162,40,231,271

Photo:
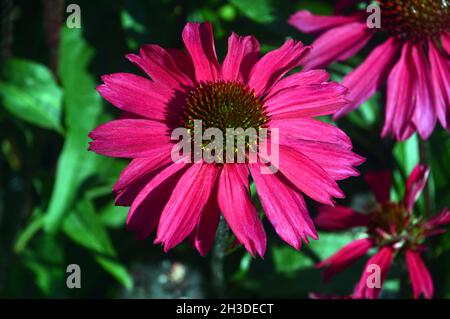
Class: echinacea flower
89,22,363,257
289,1,450,141
315,164,450,298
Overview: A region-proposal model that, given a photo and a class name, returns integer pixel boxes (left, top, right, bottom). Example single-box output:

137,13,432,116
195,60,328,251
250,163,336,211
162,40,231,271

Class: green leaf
232,252,252,281
99,202,128,228
63,200,133,288
14,209,45,253
0,59,62,131
63,200,116,256
392,134,420,202
44,28,103,232
272,245,314,275
121,11,145,33
428,131,448,210
121,10,146,50
95,256,133,290
393,134,419,177
309,232,362,261
345,94,380,128
22,234,65,295
295,0,333,14
230,0,275,23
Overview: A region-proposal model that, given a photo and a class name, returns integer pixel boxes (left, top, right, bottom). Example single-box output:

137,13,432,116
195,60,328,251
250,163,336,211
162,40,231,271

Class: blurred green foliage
0,0,449,298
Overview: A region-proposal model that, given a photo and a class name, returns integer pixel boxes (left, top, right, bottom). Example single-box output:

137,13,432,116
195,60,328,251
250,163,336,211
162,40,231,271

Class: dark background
0,0,449,298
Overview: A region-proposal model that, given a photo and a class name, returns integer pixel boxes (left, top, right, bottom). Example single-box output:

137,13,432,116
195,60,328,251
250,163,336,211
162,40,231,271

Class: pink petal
334,38,400,119
167,48,196,83
222,33,260,83
282,139,364,180
424,208,450,230
411,44,437,139
266,69,330,99
302,22,373,71
88,119,172,158
382,43,416,141
97,73,174,121
217,164,266,257
266,83,349,119
405,250,434,299
276,145,344,205
428,41,450,131
248,39,310,97
316,238,373,281
353,246,395,299
193,182,221,256
364,170,391,203
315,205,369,231
127,162,188,239
118,111,145,120
115,175,153,207
442,32,450,55
113,156,172,207
423,228,448,237
404,164,429,212
113,155,172,195
288,10,358,33
270,117,352,150
155,164,221,251
182,22,221,82
249,162,318,250
126,45,194,89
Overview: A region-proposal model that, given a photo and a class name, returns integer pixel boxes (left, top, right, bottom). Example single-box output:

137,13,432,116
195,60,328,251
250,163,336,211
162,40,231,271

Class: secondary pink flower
315,164,449,298
88,22,363,257
289,1,450,141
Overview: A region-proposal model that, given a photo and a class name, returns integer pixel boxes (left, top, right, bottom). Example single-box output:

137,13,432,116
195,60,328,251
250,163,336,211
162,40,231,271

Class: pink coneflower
315,164,450,298
88,22,363,257
289,1,450,141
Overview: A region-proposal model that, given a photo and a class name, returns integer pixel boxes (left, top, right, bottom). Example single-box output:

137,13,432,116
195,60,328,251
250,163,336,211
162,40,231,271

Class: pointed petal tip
99,74,113,83
125,53,141,66
96,83,107,93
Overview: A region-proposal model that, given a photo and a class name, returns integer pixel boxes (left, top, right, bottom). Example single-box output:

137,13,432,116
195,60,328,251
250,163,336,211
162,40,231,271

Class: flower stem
419,139,433,217
211,216,229,298
399,257,410,298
